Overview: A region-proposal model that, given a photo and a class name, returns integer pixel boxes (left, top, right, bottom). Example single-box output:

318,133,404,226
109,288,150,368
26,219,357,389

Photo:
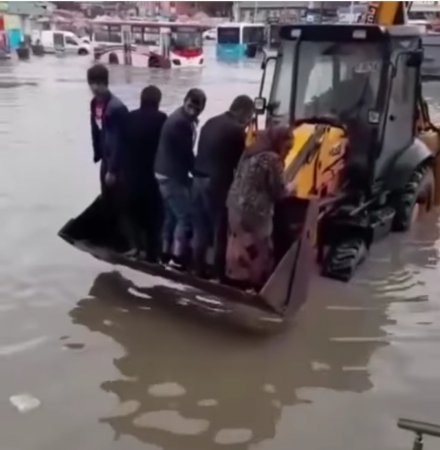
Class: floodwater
1,46,440,450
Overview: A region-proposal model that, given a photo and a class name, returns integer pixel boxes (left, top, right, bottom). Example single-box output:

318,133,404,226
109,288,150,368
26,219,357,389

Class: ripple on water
263,384,276,394
9,393,41,413
0,81,38,88
0,336,48,356
0,303,18,313
197,399,218,407
115,400,140,417
214,428,253,445
133,410,209,435
148,382,186,397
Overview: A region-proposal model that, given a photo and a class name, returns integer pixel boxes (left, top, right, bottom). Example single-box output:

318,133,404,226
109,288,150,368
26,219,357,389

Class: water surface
0,49,440,450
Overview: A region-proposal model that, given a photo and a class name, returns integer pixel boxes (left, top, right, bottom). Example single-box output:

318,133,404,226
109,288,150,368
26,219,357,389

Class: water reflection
69,266,389,449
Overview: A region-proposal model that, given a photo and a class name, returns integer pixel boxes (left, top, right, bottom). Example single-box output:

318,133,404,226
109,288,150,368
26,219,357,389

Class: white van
36,30,91,55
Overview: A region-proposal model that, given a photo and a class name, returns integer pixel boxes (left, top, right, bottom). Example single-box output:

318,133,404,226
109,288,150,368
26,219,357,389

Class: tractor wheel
322,237,369,282
392,165,434,232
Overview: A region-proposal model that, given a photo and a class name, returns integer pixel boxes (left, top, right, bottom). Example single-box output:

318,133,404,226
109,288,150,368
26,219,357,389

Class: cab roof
279,24,423,42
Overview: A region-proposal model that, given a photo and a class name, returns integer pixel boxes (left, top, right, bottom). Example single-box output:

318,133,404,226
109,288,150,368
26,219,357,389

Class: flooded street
1,47,440,450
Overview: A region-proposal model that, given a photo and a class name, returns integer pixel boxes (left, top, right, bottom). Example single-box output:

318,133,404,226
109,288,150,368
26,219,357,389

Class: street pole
349,0,355,23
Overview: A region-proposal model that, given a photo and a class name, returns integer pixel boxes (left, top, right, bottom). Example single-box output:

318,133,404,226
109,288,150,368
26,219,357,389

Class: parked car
203,28,216,40
35,30,91,55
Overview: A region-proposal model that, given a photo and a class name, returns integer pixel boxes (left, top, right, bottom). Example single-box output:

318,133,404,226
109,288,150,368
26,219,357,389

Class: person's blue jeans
158,178,192,259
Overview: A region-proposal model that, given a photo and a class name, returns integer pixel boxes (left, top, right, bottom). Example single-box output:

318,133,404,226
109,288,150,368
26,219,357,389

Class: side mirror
406,50,423,68
254,97,266,114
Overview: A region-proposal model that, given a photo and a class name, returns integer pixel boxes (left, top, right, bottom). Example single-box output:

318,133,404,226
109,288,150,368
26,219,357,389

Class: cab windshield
171,28,202,50
270,40,384,124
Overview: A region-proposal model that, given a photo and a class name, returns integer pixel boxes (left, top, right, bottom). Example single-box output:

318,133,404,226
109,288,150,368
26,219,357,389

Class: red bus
91,19,207,68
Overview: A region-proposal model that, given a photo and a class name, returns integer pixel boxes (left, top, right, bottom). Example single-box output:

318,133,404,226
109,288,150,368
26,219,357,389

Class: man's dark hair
87,64,109,86
184,88,206,108
141,85,162,109
229,95,254,114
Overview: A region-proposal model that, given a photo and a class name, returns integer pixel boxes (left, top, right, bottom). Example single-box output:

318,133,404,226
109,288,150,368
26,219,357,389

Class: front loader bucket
261,197,318,317
59,195,317,330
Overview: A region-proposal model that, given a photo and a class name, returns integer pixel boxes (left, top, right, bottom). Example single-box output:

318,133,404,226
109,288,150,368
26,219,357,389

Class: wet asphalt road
0,45,440,450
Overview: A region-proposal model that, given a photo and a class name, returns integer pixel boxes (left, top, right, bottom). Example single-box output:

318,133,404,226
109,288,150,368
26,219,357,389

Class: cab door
64,34,80,55
53,32,65,54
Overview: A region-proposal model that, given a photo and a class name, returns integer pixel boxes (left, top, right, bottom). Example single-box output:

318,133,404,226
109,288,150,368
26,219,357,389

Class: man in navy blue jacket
88,64,129,194
88,64,132,249
155,88,206,268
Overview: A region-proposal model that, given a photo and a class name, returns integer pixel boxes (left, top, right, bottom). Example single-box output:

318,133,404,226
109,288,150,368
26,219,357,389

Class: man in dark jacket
88,64,131,248
192,95,254,278
155,88,207,268
88,64,129,194
125,85,167,262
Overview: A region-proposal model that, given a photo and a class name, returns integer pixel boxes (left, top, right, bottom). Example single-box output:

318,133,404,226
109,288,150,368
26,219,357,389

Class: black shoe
169,256,187,272
124,248,139,258
160,253,171,265
194,264,214,280
145,254,159,264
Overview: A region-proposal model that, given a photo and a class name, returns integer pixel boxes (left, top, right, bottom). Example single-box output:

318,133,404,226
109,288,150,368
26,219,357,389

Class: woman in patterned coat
226,125,293,290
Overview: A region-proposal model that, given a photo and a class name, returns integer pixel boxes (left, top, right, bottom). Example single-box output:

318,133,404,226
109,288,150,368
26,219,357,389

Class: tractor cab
257,24,426,191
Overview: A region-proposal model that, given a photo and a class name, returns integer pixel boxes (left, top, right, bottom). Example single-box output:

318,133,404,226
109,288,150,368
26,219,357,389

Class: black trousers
126,179,163,261
192,177,228,277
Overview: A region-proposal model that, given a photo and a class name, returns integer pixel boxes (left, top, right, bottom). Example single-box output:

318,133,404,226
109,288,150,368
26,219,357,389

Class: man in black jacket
125,85,167,262
192,95,254,278
155,88,206,268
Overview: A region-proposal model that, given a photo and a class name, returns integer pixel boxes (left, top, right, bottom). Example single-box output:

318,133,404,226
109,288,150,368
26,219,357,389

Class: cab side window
376,53,417,178
387,54,415,149
66,36,78,46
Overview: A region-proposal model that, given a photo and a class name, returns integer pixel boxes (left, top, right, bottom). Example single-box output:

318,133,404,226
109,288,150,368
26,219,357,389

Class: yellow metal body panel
419,129,440,206
284,124,347,199
363,1,407,25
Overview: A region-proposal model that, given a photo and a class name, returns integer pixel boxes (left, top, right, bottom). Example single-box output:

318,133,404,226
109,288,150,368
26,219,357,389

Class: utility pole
232,1,239,21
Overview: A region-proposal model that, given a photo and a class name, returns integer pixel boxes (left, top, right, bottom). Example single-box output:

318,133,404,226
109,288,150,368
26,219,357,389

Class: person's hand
105,172,116,187
286,180,296,195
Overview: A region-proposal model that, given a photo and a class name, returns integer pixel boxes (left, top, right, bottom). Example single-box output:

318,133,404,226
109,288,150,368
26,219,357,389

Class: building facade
0,1,48,48
135,2,232,18
233,1,355,23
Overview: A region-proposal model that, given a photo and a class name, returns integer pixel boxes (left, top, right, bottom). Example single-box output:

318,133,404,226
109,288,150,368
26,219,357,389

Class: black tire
392,165,434,232
148,55,160,68
108,52,119,65
78,48,88,56
322,238,368,282
245,43,257,58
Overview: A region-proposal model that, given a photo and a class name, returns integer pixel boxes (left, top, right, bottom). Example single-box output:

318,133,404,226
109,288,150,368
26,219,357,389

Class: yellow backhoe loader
58,1,440,328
